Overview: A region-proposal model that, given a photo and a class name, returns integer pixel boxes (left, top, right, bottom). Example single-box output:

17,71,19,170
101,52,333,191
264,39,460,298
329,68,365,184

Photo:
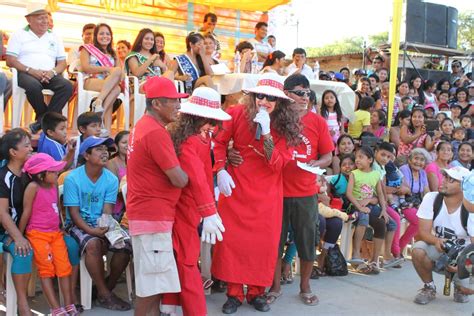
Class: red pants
161,262,207,316
227,282,265,303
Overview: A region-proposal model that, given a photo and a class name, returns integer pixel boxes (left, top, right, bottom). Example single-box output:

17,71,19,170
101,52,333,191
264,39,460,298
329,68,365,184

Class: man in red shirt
126,77,189,316
268,74,334,306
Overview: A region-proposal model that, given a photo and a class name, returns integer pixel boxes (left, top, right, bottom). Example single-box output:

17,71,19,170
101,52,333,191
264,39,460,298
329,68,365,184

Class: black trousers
17,72,73,122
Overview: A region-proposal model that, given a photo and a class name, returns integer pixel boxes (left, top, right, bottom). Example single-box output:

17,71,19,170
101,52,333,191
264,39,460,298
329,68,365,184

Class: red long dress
162,134,216,316
211,105,293,287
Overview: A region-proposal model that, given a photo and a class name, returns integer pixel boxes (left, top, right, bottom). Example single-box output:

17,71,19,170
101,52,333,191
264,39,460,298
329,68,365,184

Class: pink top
27,185,60,232
425,162,444,190
326,112,340,144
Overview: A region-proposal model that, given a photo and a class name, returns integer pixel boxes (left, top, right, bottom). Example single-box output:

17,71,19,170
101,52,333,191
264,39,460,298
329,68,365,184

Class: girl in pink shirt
18,153,78,316
320,90,344,144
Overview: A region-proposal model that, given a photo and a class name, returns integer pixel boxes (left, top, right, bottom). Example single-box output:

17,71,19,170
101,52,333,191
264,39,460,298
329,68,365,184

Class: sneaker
414,284,436,305
222,297,242,314
383,257,404,268
453,287,470,303
91,98,104,113
249,295,270,312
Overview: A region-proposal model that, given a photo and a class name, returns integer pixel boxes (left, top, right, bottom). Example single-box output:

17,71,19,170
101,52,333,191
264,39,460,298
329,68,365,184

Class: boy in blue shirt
64,136,131,311
38,112,76,169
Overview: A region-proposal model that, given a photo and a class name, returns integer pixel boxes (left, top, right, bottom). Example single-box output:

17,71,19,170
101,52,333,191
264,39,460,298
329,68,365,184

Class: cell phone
425,120,440,132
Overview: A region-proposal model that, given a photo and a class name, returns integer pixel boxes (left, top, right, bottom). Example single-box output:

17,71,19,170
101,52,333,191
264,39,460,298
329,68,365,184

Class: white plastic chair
75,72,130,130
5,253,17,316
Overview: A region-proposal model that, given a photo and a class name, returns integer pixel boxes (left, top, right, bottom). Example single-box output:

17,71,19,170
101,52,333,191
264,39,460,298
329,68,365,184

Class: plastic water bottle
313,61,320,80
234,51,241,74
185,73,193,95
251,54,259,74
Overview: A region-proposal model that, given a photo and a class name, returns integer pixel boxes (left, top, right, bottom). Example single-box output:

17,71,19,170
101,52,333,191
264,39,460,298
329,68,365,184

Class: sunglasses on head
288,90,311,97
255,93,277,102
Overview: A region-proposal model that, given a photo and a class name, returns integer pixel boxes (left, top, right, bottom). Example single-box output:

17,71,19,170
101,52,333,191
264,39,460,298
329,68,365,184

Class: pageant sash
175,54,199,82
81,44,114,67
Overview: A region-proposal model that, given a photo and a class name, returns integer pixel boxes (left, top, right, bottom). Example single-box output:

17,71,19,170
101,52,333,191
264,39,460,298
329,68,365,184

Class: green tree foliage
305,32,389,57
457,11,473,51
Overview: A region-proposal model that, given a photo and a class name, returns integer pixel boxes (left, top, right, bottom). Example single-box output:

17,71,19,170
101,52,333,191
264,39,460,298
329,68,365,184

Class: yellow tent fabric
191,0,290,11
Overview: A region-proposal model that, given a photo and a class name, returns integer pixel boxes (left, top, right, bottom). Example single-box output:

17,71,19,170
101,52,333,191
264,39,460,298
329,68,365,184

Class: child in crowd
420,80,438,113
437,90,450,110
451,127,466,160
19,154,78,316
106,131,129,222
450,103,462,127
64,136,131,311
460,114,474,140
424,105,435,119
329,154,356,205
401,96,413,112
316,175,349,222
73,112,102,167
348,96,374,139
372,142,402,268
38,112,76,169
346,146,393,274
320,90,344,144
385,161,408,211
435,112,448,124
330,135,355,175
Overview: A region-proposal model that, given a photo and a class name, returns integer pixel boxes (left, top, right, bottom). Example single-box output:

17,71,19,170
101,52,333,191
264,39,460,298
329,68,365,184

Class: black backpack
432,193,469,232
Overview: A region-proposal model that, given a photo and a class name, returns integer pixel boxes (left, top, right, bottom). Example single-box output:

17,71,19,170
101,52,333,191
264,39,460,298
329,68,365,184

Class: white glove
201,214,225,244
217,169,235,197
253,108,271,135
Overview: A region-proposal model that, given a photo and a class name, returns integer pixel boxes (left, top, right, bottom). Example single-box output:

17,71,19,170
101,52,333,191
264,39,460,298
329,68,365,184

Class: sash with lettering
124,52,161,78
80,44,115,67
175,54,199,82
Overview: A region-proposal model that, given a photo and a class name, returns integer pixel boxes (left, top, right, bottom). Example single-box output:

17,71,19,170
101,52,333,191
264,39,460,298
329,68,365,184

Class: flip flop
265,291,282,305
348,258,365,265
355,263,373,274
299,292,319,306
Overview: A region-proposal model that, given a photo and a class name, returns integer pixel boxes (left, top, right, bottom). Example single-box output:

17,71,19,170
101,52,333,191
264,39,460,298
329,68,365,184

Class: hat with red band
143,77,188,99
180,87,231,121
243,73,292,101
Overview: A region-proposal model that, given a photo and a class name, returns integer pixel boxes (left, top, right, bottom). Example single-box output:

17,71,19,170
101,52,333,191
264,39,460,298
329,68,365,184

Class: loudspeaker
425,3,447,47
398,68,451,83
447,7,458,49
405,0,458,49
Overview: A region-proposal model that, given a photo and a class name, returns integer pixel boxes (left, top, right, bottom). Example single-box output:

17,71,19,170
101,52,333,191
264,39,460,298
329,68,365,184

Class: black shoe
28,121,41,135
249,295,270,312
222,296,242,314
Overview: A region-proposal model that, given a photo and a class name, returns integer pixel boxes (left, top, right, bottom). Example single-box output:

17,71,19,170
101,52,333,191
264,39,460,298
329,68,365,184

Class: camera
434,238,466,273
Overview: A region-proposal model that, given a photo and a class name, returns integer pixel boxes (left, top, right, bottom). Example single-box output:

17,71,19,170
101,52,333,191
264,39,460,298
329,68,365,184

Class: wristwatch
51,69,58,76
25,67,30,73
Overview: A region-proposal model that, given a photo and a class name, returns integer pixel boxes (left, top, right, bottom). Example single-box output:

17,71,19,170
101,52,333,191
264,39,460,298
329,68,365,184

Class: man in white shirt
248,22,272,69
285,48,315,81
412,166,473,305
6,3,73,134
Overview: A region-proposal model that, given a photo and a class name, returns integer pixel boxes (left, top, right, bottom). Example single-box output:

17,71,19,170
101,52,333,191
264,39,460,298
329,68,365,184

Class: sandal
91,98,104,113
368,262,380,275
311,266,326,279
97,292,131,311
355,263,373,274
203,278,214,290
265,291,282,304
299,292,319,306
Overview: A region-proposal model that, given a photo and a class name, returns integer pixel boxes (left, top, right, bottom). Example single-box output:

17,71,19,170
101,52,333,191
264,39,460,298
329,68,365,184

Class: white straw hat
243,73,292,101
25,2,48,16
180,87,231,121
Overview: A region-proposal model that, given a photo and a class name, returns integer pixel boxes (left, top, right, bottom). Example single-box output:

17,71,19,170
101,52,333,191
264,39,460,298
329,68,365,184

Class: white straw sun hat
243,73,292,101
180,87,231,121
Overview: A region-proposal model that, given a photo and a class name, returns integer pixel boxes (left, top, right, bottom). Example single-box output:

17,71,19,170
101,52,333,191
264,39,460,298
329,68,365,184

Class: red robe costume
211,105,293,296
161,134,216,316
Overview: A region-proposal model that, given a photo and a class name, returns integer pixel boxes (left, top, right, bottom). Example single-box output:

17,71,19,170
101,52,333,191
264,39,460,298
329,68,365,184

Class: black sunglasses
288,90,311,97
255,93,277,102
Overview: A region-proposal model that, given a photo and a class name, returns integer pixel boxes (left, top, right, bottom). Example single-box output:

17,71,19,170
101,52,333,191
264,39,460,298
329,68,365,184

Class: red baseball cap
143,77,188,99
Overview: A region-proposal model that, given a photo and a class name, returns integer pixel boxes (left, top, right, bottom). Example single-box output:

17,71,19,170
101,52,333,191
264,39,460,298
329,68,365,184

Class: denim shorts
369,204,397,231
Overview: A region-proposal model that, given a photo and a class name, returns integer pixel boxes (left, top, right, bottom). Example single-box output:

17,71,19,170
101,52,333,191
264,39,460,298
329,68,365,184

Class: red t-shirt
283,111,334,197
126,114,181,222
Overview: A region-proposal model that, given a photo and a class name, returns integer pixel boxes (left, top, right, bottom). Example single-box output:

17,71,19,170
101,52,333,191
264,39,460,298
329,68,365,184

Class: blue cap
334,72,345,81
79,136,114,156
